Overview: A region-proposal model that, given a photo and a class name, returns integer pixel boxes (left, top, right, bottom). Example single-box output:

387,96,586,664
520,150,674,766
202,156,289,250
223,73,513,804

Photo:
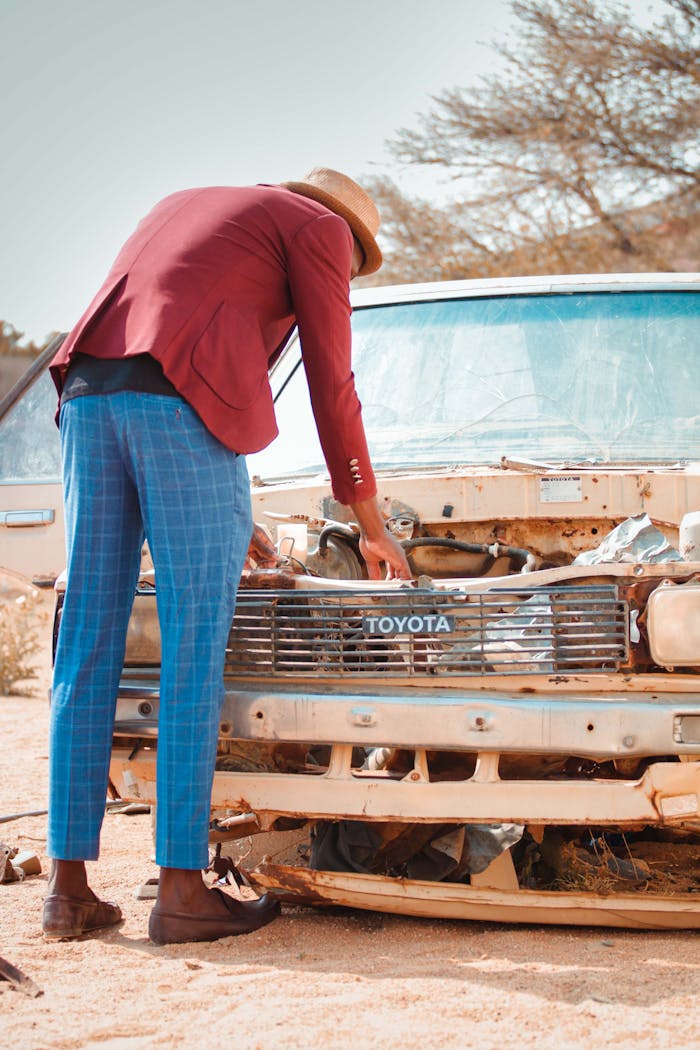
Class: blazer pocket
190,302,268,410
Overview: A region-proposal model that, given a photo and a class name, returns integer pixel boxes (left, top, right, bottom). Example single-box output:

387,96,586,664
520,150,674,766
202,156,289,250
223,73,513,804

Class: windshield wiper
499,456,598,472
500,456,686,472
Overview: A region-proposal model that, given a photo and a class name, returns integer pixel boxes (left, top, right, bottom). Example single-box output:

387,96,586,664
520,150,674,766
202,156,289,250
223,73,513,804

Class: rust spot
251,863,330,905
239,568,297,589
230,797,253,812
649,789,664,822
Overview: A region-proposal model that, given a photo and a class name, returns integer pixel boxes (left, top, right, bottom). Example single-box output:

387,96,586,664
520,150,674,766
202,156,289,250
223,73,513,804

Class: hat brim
281,181,382,277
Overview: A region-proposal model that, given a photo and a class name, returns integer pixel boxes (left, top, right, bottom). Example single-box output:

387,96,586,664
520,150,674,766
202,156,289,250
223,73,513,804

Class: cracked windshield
250,290,699,480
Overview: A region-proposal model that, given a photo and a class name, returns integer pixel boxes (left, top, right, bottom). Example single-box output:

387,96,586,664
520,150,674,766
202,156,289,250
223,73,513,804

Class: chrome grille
224,586,629,677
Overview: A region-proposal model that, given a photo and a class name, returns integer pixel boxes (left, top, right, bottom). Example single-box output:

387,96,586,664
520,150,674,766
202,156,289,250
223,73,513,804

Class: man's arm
286,214,410,579
286,213,375,504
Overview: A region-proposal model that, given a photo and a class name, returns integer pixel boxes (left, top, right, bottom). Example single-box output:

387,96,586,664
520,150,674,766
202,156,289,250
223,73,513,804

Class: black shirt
61,353,180,404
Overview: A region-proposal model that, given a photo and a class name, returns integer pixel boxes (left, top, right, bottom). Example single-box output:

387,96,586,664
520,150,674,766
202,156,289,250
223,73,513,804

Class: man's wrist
349,497,388,541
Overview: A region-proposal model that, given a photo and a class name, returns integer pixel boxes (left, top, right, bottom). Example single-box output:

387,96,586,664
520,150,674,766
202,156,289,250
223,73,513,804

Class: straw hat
281,167,382,276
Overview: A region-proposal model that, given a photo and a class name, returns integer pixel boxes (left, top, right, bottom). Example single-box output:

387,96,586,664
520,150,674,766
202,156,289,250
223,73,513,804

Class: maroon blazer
50,184,376,505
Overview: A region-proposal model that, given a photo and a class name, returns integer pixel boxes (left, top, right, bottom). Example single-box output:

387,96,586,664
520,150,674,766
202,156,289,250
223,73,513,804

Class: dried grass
0,593,47,695
555,836,658,895
554,841,620,895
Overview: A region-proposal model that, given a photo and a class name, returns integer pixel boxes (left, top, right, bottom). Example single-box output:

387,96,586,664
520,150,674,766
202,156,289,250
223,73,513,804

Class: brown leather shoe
148,887,280,945
42,894,123,941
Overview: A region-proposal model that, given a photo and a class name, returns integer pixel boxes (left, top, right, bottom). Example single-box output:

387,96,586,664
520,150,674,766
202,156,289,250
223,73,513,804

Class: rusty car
104,272,700,927
7,271,700,927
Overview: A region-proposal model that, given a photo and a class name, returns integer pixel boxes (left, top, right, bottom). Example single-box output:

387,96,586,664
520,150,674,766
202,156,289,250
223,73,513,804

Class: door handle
0,509,55,527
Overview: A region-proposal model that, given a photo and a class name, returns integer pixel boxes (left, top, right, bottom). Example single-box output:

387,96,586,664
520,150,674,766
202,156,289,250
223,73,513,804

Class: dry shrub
0,592,45,695
555,841,621,895
554,836,656,895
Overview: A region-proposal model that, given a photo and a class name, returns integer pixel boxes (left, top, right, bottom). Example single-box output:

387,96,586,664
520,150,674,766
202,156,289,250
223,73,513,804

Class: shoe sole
149,902,280,945
42,919,124,941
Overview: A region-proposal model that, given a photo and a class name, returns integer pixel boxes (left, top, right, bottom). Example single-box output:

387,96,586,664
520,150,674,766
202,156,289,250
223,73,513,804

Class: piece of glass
0,369,61,482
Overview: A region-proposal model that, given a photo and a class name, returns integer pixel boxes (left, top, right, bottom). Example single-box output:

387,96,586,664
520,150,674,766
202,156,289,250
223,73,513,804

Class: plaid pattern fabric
49,392,252,868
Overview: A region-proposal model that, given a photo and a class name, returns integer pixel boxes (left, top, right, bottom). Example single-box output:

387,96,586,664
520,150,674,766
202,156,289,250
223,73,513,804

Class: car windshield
249,290,699,479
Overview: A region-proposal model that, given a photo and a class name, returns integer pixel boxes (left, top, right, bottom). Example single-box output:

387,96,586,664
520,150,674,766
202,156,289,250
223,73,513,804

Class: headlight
647,578,700,669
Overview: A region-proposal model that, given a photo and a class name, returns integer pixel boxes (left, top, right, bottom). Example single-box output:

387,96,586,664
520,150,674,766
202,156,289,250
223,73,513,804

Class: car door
0,335,66,584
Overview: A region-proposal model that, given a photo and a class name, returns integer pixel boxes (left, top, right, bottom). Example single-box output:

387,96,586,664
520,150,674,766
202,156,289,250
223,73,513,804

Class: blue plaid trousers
49,392,253,869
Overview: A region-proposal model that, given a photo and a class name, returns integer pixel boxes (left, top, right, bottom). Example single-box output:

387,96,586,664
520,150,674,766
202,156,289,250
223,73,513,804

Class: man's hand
359,530,412,580
350,497,412,581
245,524,280,569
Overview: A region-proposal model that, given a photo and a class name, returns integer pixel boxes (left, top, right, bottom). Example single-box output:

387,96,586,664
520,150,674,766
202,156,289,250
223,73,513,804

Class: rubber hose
317,522,361,556
401,536,532,571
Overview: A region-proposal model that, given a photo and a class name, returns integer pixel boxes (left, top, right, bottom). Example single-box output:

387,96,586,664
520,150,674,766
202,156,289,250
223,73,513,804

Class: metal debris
0,808,48,825
1,843,42,883
573,513,682,565
0,956,43,998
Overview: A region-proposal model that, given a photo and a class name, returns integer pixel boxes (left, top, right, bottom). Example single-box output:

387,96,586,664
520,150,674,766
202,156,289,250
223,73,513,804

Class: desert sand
2,593,699,1049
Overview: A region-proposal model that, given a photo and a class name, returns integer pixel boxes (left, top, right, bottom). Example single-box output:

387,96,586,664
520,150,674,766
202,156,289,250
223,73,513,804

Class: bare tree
364,0,699,284
0,322,44,358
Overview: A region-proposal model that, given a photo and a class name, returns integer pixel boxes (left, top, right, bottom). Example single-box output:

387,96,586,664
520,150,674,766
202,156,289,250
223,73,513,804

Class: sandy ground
2,594,700,1050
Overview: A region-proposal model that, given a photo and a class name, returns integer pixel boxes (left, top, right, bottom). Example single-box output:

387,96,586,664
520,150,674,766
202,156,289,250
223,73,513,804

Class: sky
1,0,666,343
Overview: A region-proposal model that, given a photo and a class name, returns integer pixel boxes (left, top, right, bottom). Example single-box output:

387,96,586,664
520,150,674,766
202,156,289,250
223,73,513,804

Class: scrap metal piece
1,843,42,882
574,513,682,566
247,863,700,929
0,809,48,825
0,956,43,998
0,843,14,883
